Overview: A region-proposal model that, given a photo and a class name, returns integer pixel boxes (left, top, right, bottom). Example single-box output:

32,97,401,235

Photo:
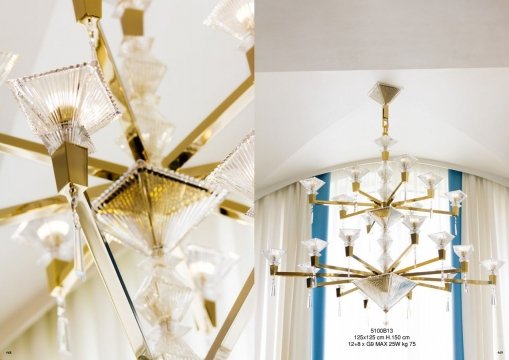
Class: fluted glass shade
402,215,426,234
418,172,444,190
0,51,18,84
377,163,393,182
184,244,238,300
428,231,454,249
93,161,227,256
453,244,474,261
8,62,120,154
353,273,416,313
339,229,361,246
444,190,467,207
262,248,286,265
299,177,325,195
301,238,328,256
377,231,394,251
122,51,167,99
134,261,195,324
369,207,403,229
481,259,505,274
377,253,394,272
207,130,254,201
204,0,254,46
395,154,418,172
297,262,320,274
12,213,74,265
343,166,369,183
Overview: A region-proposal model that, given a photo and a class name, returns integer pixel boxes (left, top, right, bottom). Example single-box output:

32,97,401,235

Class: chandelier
1,0,254,359
263,82,504,322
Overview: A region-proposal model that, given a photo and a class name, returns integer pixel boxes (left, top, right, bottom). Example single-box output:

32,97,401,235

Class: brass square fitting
51,142,88,192
72,0,102,21
311,255,320,267
345,245,353,257
438,248,446,260
410,233,419,245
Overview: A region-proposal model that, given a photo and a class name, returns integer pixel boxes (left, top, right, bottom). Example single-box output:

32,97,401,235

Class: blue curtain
448,169,464,360
311,173,331,360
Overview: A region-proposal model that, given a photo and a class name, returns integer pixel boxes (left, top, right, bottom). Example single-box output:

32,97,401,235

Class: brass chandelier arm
411,277,493,285
317,263,373,276
162,74,255,171
392,193,433,207
338,287,359,296
416,282,451,292
316,279,354,287
394,205,454,216
387,244,414,273
395,257,441,274
386,181,404,205
178,162,221,179
351,254,382,275
205,269,254,360
340,207,378,220
357,189,383,205
0,195,67,226
0,133,127,181
312,199,374,207
402,269,459,277
275,271,366,279
94,21,148,161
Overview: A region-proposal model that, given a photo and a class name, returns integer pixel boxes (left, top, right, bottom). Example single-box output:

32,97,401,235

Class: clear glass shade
368,207,403,229
377,163,393,182
481,259,505,274
339,228,361,246
204,0,254,47
8,62,120,154
343,166,369,183
402,214,426,234
444,190,467,207
93,161,227,256
301,238,328,256
428,231,454,249
418,172,444,190
395,154,418,172
206,130,254,202
0,51,18,84
353,273,417,313
299,177,325,195
184,244,238,300
122,51,167,100
453,244,474,261
297,262,319,274
12,213,74,264
262,248,286,266
147,322,200,360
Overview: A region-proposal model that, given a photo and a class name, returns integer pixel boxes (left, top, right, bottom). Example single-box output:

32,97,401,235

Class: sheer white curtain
324,163,453,360
255,183,312,360
462,174,509,359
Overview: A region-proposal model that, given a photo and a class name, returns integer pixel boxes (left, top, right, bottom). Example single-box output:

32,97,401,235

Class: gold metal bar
0,133,127,181
95,23,148,161
395,205,453,216
402,269,459,277
396,257,440,274
416,282,451,292
317,273,365,279
0,195,67,226
357,189,382,205
219,199,251,223
246,47,254,76
178,162,221,179
409,277,455,282
275,271,312,277
73,189,151,358
162,74,254,170
205,270,254,360
351,255,381,274
340,207,376,220
317,264,372,276
392,193,433,207
387,244,414,272
313,199,375,207
387,181,403,205
121,8,144,36
316,279,354,287
341,287,359,296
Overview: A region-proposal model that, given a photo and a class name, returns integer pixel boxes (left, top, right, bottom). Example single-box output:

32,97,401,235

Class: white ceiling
255,0,509,197
0,0,253,347
256,0,509,72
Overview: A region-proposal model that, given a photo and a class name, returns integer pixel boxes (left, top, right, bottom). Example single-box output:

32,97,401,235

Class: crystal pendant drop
56,295,71,355
446,294,450,312
70,185,85,281
271,276,276,297
491,286,497,306
307,288,312,309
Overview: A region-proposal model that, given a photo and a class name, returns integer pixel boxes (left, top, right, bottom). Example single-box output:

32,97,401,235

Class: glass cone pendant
429,231,455,249
206,130,255,203
56,293,72,356
353,273,417,313
93,160,227,256
184,244,238,300
418,172,444,190
301,238,328,256
0,51,18,85
262,248,286,266
204,0,255,49
368,207,403,229
8,62,120,154
299,177,325,195
444,190,467,207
